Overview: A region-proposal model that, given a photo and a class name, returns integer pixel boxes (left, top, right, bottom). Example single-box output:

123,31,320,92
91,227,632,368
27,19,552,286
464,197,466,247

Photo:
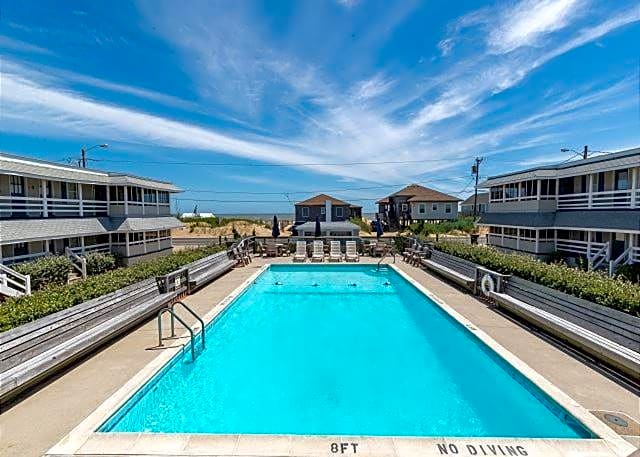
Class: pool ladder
376,246,396,270
157,300,205,361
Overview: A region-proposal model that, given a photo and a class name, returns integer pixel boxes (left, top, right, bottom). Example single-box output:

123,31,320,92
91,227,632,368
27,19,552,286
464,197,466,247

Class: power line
181,175,486,194
70,157,464,168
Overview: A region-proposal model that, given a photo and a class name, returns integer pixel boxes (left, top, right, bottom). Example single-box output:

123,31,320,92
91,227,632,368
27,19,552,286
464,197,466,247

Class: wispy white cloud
487,0,584,54
3,0,638,191
0,35,52,55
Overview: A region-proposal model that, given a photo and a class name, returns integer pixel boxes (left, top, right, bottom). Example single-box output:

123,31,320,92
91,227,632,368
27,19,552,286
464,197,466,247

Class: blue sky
1,0,639,214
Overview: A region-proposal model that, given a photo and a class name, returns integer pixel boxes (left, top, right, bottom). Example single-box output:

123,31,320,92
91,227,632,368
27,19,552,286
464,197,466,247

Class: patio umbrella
314,215,321,238
375,215,384,239
272,215,280,238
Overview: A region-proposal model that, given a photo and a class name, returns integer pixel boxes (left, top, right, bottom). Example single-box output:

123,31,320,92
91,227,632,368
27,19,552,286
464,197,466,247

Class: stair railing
0,263,31,296
65,247,87,279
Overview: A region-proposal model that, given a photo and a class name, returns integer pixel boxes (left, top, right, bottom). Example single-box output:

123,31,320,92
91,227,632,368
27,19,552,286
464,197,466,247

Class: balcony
108,200,172,217
110,236,172,257
486,234,555,254
0,196,108,218
557,189,638,210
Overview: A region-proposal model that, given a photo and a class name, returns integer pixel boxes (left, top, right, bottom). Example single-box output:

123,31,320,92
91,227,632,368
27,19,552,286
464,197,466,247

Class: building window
335,207,343,218
445,203,452,213
540,179,556,198
13,242,28,256
418,203,426,214
10,176,24,196
128,186,142,202
505,183,519,199
489,226,502,234
320,206,326,214
615,170,629,190
432,203,438,211
110,186,125,202
302,207,309,218
490,186,503,201
144,189,157,203
522,180,537,198
401,203,408,211
158,191,169,204
129,232,144,242
504,227,518,237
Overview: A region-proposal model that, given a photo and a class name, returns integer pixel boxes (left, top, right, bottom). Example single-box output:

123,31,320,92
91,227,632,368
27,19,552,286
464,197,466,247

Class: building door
611,233,626,260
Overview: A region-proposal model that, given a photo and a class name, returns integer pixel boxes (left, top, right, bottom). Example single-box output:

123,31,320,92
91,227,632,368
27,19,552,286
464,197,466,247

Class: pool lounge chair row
293,241,359,262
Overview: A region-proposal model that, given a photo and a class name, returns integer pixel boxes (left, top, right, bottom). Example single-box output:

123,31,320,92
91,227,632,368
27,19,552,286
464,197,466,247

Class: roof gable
381,184,460,202
295,193,353,206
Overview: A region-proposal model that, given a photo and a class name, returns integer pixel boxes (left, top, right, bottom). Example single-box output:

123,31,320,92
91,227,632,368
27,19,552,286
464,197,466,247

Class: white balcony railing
0,196,108,216
555,239,606,256
557,189,635,209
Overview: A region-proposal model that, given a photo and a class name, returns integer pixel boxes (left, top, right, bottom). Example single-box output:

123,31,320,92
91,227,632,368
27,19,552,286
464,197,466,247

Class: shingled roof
378,184,460,203
460,192,489,206
295,193,361,208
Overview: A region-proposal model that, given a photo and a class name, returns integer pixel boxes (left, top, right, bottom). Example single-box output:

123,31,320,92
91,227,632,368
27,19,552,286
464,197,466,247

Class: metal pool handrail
157,308,196,361
171,300,206,349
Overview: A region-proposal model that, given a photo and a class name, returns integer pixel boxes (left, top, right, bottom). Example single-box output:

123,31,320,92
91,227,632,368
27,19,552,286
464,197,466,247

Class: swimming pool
99,264,592,438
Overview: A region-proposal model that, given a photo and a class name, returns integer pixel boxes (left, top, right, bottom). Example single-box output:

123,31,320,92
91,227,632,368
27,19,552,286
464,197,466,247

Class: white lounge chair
328,241,342,262
293,241,307,262
311,240,324,262
345,240,359,262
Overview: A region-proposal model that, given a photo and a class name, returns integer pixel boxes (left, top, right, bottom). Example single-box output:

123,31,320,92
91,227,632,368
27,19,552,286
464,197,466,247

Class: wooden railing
0,196,108,217
0,264,31,297
557,189,635,209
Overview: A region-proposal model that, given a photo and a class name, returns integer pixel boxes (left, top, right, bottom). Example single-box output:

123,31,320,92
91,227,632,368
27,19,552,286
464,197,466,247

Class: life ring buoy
480,273,495,295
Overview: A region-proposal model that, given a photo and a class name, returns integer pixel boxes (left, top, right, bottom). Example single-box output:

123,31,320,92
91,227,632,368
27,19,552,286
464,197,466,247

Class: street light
80,143,109,168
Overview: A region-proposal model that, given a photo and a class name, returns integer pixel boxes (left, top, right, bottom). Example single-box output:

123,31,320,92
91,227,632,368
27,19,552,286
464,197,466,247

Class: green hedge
409,217,476,237
0,246,226,332
13,256,72,291
85,252,117,276
434,242,640,316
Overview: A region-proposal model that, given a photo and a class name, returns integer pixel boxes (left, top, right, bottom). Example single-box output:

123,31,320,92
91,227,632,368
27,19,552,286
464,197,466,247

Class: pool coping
45,263,635,457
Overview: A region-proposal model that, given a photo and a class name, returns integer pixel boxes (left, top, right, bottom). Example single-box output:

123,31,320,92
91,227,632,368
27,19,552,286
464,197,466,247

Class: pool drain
604,413,629,428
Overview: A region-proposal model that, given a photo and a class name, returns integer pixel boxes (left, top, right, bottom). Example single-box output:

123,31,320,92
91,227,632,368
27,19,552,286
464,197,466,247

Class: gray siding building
0,153,183,265
294,194,362,225
479,147,639,271
377,184,460,230
460,192,489,217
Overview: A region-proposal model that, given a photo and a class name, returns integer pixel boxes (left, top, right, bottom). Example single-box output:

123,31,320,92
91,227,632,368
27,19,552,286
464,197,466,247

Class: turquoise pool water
101,264,591,437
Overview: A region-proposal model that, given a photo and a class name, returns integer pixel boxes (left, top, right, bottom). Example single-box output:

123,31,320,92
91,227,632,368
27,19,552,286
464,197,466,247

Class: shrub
350,217,371,234
0,246,225,332
434,241,640,316
616,264,640,284
408,217,476,237
84,252,116,276
13,256,72,291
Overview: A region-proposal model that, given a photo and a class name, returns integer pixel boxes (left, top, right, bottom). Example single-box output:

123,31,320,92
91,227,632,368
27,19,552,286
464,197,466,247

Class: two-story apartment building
460,192,489,217
479,147,639,271
0,153,183,266
377,184,460,229
294,194,362,224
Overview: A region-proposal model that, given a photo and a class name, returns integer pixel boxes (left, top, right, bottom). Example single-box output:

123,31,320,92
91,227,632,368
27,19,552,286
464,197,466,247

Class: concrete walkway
1,257,637,457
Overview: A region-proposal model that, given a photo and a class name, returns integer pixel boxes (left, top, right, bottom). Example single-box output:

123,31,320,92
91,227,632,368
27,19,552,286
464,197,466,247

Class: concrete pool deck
0,257,637,457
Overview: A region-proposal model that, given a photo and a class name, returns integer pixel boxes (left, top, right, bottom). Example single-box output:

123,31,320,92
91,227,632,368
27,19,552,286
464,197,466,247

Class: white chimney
325,199,332,222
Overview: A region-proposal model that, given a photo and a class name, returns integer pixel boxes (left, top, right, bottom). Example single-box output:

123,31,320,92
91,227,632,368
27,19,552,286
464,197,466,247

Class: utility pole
471,157,483,219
